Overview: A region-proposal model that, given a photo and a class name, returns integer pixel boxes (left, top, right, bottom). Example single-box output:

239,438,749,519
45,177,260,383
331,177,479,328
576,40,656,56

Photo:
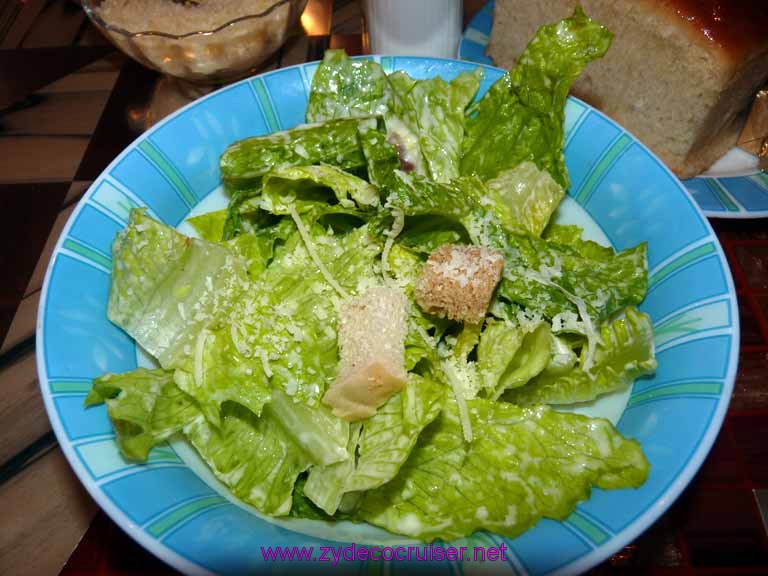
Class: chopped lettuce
185,403,312,516
259,164,379,215
220,117,375,187
484,161,564,236
172,327,270,427
477,320,552,399
401,70,482,182
307,51,392,122
356,399,648,540
306,50,480,182
88,368,198,461
304,374,443,515
506,307,657,405
461,7,612,186
186,209,227,242
108,209,249,369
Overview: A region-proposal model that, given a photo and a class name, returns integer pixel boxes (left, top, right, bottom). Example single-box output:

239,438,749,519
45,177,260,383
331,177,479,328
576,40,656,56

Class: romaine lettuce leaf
384,171,505,247
405,70,482,182
268,389,349,467
384,71,422,176
359,124,401,188
461,8,612,186
307,50,391,122
289,474,338,521
221,183,260,241
477,319,551,398
384,70,481,182
544,334,579,376
499,236,648,321
544,223,616,260
386,243,422,294
225,218,294,278
306,50,481,182
173,326,270,427
186,209,227,242
301,423,361,515
185,402,312,516
304,374,444,515
356,398,648,541
484,161,564,236
305,52,414,177
505,307,657,405
349,373,443,491
88,368,198,461
397,216,467,255
255,223,381,404
476,319,523,391
108,209,249,369
220,117,375,187
450,322,483,364
259,164,379,215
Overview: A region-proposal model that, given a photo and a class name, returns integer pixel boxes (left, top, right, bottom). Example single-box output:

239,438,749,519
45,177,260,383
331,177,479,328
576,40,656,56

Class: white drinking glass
363,0,463,58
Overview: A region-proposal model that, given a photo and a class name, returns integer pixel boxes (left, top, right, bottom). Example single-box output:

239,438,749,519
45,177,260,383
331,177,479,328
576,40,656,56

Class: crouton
415,244,504,324
323,286,409,421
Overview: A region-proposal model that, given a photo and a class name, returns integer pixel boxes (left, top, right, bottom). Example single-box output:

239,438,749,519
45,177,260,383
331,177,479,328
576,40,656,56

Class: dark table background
1,1,767,574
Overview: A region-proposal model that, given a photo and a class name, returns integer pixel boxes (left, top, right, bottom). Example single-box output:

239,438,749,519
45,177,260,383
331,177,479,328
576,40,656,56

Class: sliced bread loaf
487,0,768,178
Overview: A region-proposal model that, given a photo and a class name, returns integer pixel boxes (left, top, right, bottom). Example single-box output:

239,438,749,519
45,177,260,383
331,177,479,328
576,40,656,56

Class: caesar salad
86,8,657,541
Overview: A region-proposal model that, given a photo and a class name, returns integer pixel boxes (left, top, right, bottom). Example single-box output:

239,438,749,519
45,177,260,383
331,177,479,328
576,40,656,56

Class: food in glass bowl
82,0,308,83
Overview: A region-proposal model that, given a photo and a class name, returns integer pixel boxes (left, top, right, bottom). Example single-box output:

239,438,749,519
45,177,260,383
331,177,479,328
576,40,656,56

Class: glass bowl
82,0,308,84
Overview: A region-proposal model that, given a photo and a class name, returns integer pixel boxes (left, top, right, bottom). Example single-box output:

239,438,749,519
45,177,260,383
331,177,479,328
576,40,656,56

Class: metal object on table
738,89,768,170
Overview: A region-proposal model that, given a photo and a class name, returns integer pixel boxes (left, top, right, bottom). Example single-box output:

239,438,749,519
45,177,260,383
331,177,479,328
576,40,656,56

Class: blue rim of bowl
36,55,739,575
458,0,768,220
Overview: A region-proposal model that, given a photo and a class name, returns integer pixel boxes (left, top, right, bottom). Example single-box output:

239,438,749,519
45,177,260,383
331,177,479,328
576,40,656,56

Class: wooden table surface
1,1,767,574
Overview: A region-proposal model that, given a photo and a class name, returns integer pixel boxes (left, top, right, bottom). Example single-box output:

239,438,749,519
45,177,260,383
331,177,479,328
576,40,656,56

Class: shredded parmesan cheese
520,270,600,378
194,329,210,390
258,348,273,378
411,320,473,441
229,323,248,357
441,358,473,443
288,206,349,299
568,291,598,375
381,210,405,280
